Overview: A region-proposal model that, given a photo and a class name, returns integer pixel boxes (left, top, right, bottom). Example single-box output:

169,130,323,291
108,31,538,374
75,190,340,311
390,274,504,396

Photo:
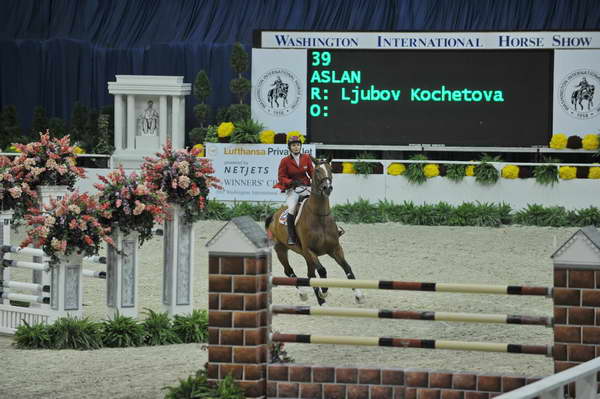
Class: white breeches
286,186,311,215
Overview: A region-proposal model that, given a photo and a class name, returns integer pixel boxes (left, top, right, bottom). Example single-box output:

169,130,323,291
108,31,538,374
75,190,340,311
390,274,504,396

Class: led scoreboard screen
306,50,553,147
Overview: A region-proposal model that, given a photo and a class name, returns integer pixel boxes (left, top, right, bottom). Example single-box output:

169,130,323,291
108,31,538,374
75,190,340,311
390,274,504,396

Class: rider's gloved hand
292,179,302,187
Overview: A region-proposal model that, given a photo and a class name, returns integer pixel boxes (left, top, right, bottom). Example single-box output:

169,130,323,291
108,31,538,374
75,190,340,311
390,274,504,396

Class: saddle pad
278,200,307,226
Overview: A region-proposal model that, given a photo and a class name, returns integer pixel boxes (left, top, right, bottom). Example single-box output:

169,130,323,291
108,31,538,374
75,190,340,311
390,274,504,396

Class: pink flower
69,219,79,229
178,175,191,189
8,186,22,198
115,199,122,208
133,200,146,215
83,235,93,245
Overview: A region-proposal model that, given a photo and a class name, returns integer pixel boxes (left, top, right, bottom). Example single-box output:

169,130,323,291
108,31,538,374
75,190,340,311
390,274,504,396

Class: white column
114,94,124,151
162,204,193,316
177,96,186,148
0,211,13,305
159,95,167,149
127,95,136,152
171,96,184,149
106,228,139,318
49,254,84,322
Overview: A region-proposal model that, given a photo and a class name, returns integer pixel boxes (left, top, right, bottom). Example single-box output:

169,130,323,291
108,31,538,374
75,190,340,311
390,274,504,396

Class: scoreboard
252,31,600,148
306,49,552,146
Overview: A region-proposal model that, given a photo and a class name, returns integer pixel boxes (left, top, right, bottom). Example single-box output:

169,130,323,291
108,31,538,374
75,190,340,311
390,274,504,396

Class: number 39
311,51,331,66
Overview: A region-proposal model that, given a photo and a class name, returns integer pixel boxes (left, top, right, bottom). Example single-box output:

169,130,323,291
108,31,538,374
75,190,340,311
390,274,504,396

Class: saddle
278,195,309,226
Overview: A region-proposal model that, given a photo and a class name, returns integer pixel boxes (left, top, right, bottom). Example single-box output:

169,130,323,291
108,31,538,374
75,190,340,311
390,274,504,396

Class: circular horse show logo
255,68,302,117
558,69,600,120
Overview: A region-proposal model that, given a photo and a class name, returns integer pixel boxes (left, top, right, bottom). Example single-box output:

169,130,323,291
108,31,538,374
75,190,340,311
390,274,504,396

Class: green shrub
48,316,103,350
142,308,182,346
353,152,376,175
533,158,560,186
101,313,146,348
13,321,52,349
571,206,600,227
173,310,209,343
230,119,263,143
513,204,571,227
163,368,245,399
445,164,467,182
474,154,501,185
404,155,428,184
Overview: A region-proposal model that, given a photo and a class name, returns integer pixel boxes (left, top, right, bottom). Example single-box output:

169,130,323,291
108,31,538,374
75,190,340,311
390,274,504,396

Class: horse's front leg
301,249,327,306
328,244,365,304
274,243,310,301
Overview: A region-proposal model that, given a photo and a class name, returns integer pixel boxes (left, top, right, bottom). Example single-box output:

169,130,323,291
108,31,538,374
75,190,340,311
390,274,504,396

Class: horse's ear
326,154,332,164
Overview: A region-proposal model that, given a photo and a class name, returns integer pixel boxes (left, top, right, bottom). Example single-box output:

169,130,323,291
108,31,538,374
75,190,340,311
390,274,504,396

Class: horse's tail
265,213,274,231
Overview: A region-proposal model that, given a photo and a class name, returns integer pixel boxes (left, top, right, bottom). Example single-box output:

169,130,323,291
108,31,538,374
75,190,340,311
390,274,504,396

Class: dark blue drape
1,0,599,131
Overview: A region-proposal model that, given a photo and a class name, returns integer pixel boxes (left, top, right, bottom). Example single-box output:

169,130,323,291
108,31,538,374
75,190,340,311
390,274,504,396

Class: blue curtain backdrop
1,0,599,132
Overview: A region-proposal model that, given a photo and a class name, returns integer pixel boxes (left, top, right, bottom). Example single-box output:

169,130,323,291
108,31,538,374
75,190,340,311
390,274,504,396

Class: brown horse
265,157,364,305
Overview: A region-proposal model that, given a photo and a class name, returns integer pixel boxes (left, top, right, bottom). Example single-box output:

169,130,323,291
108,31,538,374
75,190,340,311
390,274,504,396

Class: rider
273,135,314,245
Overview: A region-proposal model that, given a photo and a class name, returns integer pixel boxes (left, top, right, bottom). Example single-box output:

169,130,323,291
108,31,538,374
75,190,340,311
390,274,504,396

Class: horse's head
311,155,333,197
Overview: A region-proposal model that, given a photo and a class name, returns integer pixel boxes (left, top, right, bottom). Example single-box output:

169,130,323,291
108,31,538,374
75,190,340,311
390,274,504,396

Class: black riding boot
287,213,297,245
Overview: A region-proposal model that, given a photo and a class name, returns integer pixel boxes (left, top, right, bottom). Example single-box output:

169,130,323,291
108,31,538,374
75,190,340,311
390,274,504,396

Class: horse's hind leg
329,244,365,304
274,243,309,301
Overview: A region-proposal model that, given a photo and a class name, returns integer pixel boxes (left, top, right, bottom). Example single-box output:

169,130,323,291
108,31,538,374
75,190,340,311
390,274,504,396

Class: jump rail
271,277,553,296
271,305,553,327
271,333,552,356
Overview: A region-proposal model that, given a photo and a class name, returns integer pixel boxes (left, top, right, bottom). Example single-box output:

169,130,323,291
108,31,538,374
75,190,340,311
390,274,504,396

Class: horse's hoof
298,290,309,302
355,295,365,304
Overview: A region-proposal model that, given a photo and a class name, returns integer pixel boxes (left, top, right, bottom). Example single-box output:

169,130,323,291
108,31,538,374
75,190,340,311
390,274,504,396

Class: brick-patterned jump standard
207,220,600,399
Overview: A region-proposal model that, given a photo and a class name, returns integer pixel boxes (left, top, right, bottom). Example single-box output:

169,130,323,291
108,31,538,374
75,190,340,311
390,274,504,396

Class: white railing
496,357,600,399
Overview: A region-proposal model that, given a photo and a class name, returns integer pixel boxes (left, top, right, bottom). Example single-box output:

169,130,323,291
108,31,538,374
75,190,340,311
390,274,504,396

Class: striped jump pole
0,280,50,293
271,305,553,327
1,291,50,305
271,332,551,356
82,270,106,279
2,259,49,272
271,277,552,297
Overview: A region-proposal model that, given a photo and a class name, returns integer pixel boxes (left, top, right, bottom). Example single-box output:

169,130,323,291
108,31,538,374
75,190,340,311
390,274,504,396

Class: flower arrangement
501,165,520,179
95,167,169,245
341,162,356,174
423,164,440,178
286,131,306,144
21,192,113,263
559,166,577,180
11,131,86,189
141,142,221,223
259,130,275,144
387,163,406,176
192,144,205,157
567,135,583,149
583,134,600,151
0,156,37,218
550,134,567,149
589,166,600,179
217,122,235,138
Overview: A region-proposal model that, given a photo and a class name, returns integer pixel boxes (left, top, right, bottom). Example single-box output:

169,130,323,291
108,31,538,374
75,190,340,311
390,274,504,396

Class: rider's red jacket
273,153,314,192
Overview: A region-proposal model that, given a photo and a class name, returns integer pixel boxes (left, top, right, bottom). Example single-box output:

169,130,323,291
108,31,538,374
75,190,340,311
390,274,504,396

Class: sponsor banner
251,49,307,135
553,50,600,136
260,31,600,50
206,143,316,202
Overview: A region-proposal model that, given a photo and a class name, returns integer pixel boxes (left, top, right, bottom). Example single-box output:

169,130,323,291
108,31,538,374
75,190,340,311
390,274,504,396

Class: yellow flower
589,166,600,179
192,143,205,157
582,134,600,150
465,165,475,176
423,164,440,178
559,166,577,180
217,122,235,138
286,131,306,144
387,163,406,176
341,162,356,174
501,165,519,179
550,134,567,149
73,146,85,154
259,130,275,144
7,145,21,153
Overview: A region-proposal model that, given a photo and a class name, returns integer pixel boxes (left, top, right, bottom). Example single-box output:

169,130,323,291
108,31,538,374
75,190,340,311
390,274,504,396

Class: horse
265,156,364,306
268,78,289,108
571,84,595,111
